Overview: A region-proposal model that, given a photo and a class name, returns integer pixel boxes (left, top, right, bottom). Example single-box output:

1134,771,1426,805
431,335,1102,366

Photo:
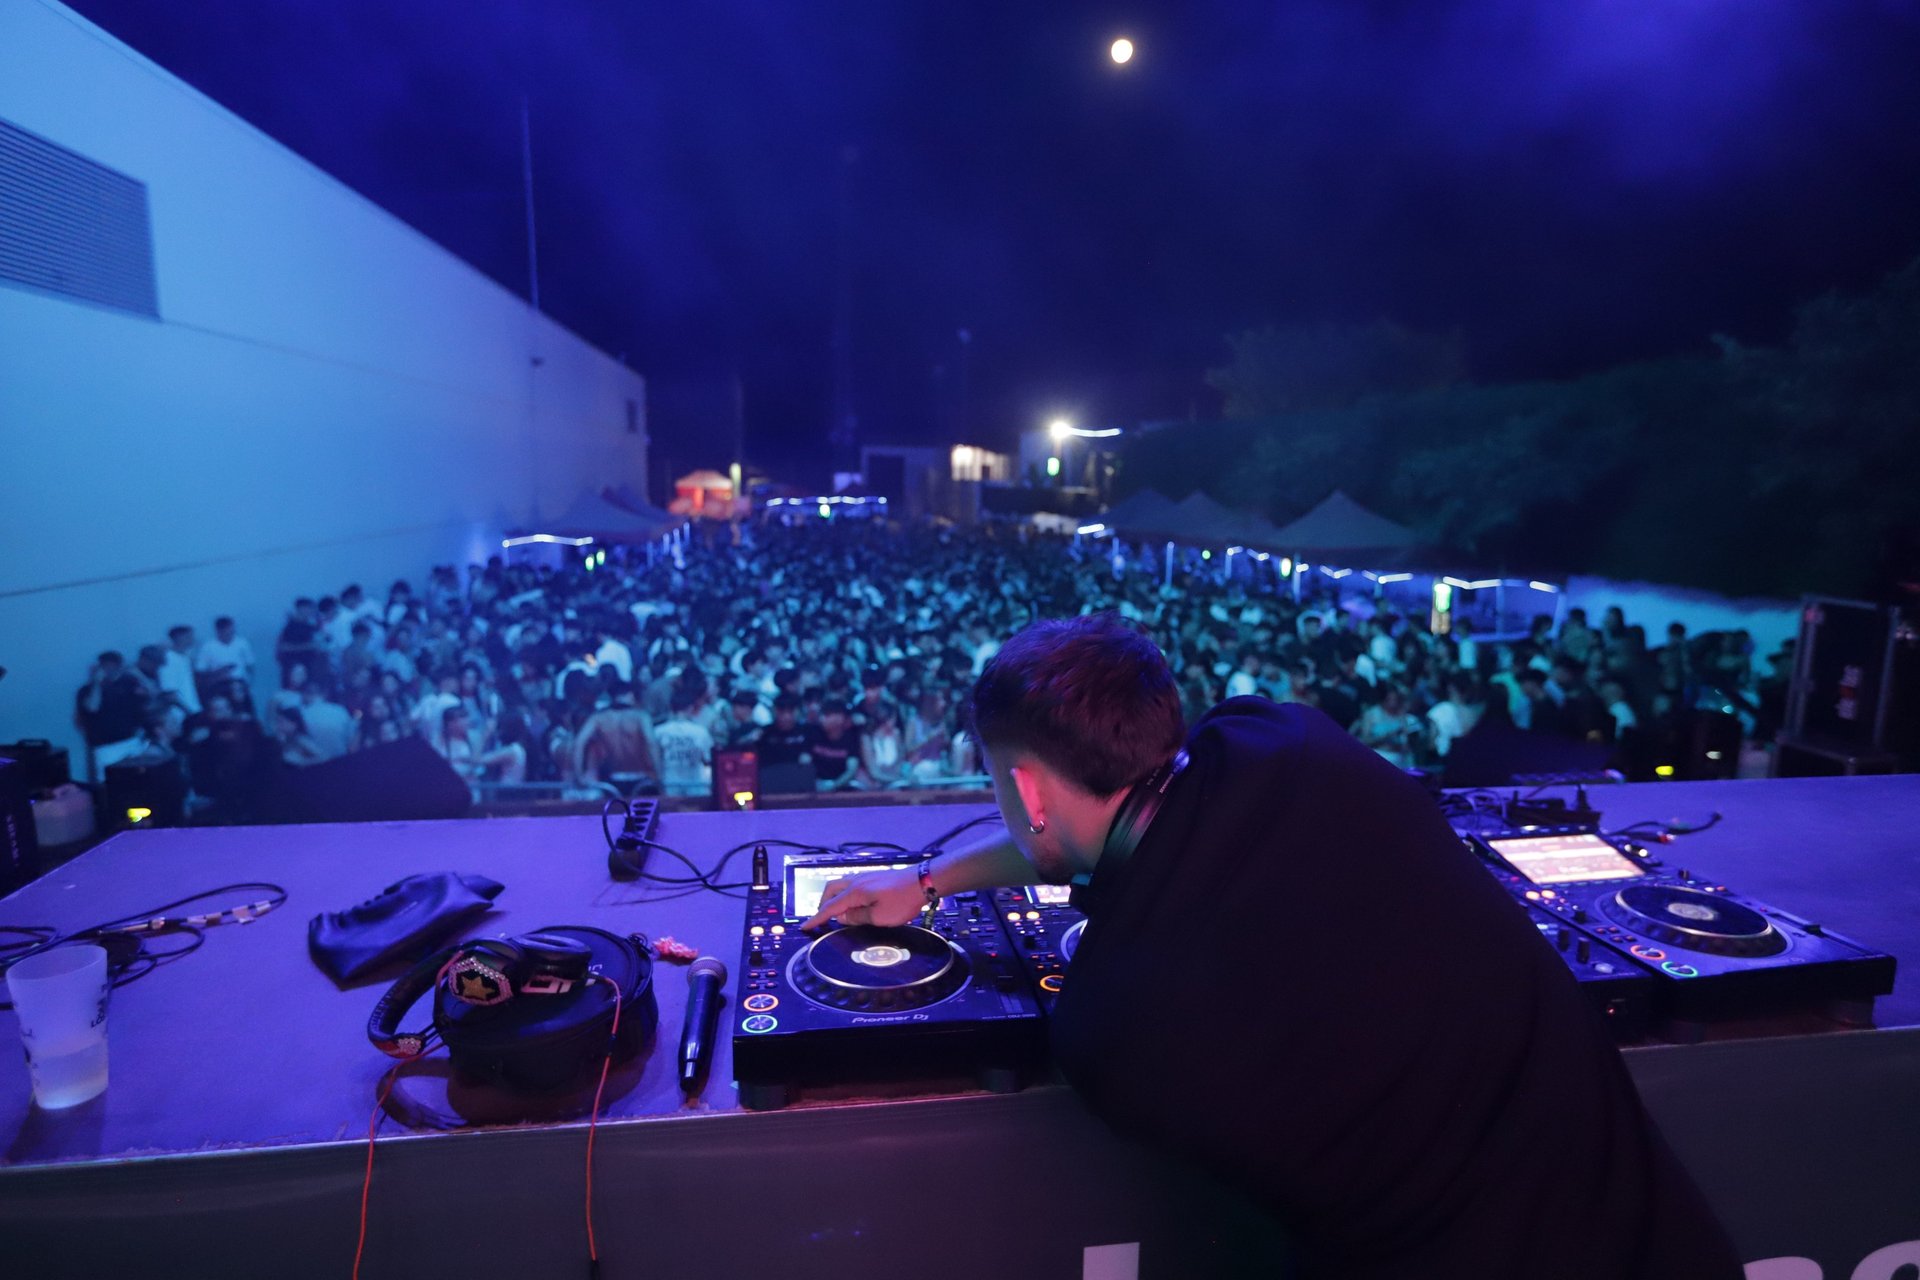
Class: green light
1046,456,1060,477
819,503,831,518
1433,583,1453,611
1201,550,1211,560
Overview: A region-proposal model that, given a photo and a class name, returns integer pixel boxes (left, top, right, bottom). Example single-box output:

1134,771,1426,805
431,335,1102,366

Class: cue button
743,994,779,1012
1039,974,1064,993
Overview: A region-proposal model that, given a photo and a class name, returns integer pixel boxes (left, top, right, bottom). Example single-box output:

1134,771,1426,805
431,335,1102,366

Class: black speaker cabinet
104,756,188,828
0,740,70,793
258,737,472,825
713,748,759,810
0,754,42,894
1786,597,1913,759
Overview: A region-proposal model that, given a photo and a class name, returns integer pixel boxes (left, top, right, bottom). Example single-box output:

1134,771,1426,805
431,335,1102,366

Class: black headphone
367,931,593,1059
1101,749,1190,869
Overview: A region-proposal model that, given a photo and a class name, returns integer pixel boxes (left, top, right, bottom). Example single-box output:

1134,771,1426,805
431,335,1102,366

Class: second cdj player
805,614,1743,1280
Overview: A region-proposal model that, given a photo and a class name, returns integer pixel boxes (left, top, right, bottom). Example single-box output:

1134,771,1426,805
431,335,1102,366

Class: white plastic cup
7,944,111,1109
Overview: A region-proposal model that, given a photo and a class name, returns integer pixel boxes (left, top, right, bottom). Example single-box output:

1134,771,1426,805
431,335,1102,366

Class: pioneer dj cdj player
1472,829,1896,1025
731,851,1046,1109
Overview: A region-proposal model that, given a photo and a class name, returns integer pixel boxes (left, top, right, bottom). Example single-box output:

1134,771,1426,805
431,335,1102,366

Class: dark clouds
63,0,1920,479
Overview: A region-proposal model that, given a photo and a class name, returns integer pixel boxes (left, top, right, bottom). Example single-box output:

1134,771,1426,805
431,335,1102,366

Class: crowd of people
69,520,1788,819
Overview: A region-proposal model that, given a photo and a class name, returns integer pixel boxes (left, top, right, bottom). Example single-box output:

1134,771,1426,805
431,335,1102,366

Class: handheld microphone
678,955,728,1093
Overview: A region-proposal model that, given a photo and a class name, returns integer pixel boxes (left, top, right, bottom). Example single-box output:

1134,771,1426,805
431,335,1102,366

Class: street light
1049,417,1073,443
1110,38,1135,65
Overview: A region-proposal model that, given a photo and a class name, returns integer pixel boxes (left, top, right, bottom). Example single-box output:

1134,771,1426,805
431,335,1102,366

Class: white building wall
0,0,647,763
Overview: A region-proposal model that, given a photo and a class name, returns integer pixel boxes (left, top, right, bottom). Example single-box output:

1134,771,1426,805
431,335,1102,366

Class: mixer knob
1678,869,1691,881
1556,928,1571,951
1571,907,1588,923
1576,939,1592,964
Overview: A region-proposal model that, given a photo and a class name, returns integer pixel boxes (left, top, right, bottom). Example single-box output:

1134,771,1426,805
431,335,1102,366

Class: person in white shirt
1601,680,1638,735
1367,617,1401,679
1427,675,1486,759
308,597,346,660
300,682,357,762
593,627,634,684
412,672,462,743
159,625,203,715
339,587,384,644
194,617,255,689
1225,650,1262,700
1453,618,1480,674
651,686,714,797
967,623,1001,677
321,595,361,651
1351,687,1424,770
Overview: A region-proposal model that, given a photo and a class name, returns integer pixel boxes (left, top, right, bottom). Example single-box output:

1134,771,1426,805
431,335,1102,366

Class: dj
804,614,1741,1279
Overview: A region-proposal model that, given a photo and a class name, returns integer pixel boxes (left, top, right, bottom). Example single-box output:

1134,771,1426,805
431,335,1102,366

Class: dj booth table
2,777,1918,1279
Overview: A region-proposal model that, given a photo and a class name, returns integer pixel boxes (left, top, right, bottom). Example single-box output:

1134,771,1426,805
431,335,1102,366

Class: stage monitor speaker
259,737,471,825
757,762,819,797
0,740,70,793
1441,722,1612,789
0,754,42,895
713,749,759,810
1786,596,1910,754
104,756,188,828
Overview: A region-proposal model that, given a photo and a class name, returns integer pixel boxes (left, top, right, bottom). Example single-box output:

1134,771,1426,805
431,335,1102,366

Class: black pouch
309,871,505,985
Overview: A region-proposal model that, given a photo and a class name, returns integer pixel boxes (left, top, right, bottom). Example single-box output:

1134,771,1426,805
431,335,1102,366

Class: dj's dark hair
968,613,1184,799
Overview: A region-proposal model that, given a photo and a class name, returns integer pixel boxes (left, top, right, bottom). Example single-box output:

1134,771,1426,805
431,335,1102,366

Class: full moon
1110,37,1135,65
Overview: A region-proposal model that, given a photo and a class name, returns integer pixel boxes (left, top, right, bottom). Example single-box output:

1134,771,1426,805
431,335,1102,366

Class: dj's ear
1009,764,1047,833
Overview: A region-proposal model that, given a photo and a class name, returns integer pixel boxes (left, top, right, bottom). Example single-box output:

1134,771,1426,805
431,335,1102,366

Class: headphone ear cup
1102,784,1147,863
515,932,592,982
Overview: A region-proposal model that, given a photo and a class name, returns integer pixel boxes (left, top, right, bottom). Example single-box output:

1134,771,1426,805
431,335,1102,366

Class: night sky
62,0,1920,481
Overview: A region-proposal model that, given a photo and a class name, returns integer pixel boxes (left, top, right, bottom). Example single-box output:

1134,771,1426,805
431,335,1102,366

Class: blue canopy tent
503,491,678,557
1098,488,1184,540
600,483,679,529
1270,491,1561,634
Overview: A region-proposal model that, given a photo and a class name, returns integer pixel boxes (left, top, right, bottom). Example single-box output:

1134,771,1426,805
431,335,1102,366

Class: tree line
1118,256,1920,600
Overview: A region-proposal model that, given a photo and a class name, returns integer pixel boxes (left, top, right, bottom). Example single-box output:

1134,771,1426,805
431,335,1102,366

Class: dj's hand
802,868,923,931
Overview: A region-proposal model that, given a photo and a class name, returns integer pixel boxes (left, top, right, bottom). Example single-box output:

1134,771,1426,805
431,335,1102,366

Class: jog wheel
789,925,969,1012
1601,884,1787,957
1059,919,1087,963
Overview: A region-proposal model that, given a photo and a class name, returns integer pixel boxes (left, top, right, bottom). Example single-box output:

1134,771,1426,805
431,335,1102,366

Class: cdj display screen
1024,885,1073,906
1489,833,1646,886
786,860,920,919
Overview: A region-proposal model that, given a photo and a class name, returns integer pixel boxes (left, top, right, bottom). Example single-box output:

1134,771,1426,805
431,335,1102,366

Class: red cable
353,1061,405,1280
353,977,624,1276
585,975,624,1266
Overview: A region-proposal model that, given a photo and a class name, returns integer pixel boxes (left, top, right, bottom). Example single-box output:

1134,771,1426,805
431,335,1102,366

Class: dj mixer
991,884,1085,1012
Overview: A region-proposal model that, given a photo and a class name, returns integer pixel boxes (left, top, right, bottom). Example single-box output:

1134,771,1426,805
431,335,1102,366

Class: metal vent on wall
0,117,159,317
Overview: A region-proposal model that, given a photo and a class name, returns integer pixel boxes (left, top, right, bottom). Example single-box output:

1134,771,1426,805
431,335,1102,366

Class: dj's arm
801,829,1037,930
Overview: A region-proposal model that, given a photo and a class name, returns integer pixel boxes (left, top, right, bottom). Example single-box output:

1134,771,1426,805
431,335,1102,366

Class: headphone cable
585,974,623,1277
